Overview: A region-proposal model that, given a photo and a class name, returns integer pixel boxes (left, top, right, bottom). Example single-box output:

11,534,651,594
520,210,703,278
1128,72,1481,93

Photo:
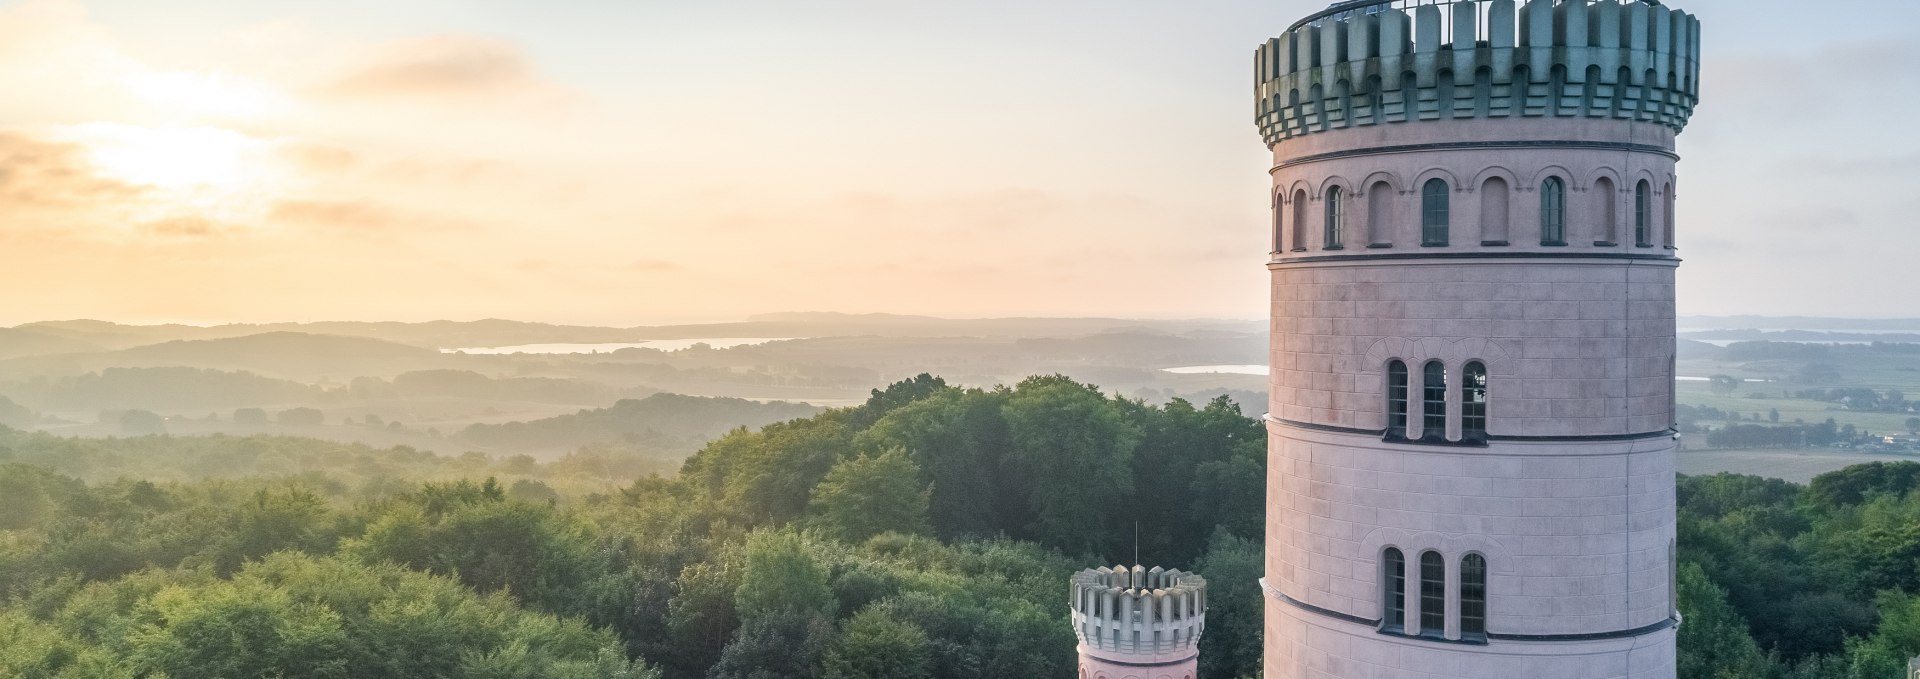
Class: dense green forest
0,374,1267,679
1677,464,1920,678
12,371,1920,678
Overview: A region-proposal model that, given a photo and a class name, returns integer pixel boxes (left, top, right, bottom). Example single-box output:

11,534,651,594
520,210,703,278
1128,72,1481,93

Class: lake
1162,365,1269,376
444,338,795,355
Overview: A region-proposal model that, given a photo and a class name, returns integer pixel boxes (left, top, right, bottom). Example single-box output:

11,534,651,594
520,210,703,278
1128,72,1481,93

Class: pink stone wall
1076,650,1197,679
1261,115,1680,678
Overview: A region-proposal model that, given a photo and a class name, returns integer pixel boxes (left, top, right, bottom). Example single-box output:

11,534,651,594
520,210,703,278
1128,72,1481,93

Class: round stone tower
1070,565,1207,679
1251,1,1699,677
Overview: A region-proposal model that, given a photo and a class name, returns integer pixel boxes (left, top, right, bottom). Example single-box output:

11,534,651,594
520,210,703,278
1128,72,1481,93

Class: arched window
1540,177,1566,245
1324,185,1345,249
1366,181,1392,246
1669,538,1678,615
1419,550,1445,636
1663,182,1675,248
1272,191,1284,253
1382,547,1406,633
1461,553,1487,640
1479,177,1509,244
1593,177,1617,244
1421,179,1450,246
1634,180,1652,247
1386,360,1409,439
1461,362,1487,441
1422,360,1446,440
1291,189,1308,251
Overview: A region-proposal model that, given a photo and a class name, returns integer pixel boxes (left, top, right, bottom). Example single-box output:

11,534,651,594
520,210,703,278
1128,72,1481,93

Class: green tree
735,532,836,622
857,389,1013,540
708,612,833,679
117,410,165,435
808,449,932,543
821,608,931,679
664,555,744,676
342,479,619,620
1708,375,1742,395
1193,529,1263,679
1675,561,1774,679
1000,376,1139,554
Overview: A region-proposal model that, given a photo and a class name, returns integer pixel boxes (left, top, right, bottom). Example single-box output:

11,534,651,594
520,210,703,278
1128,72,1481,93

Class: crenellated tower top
1255,0,1700,146
1070,565,1207,672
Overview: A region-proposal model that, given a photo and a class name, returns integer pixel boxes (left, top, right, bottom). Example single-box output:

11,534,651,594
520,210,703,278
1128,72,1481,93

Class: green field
1677,447,1919,483
1678,343,1920,435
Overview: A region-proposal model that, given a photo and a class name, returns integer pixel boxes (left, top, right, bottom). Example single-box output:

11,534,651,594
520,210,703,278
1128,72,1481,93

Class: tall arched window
1479,177,1509,244
1272,191,1284,253
1593,177,1617,244
1386,360,1409,439
1539,177,1566,245
1461,362,1488,441
1419,550,1445,636
1422,360,1446,440
1366,181,1392,246
1291,189,1308,251
1461,553,1487,640
1634,180,1652,247
1382,547,1406,633
1663,182,1675,248
1421,179,1450,246
1324,185,1345,249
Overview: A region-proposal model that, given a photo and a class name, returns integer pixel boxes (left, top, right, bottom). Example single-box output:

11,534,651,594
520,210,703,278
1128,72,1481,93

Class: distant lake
444,338,795,355
1162,365,1269,376
1688,339,1890,347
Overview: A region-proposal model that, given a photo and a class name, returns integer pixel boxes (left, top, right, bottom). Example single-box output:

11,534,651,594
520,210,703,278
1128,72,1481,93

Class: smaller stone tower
1070,565,1207,679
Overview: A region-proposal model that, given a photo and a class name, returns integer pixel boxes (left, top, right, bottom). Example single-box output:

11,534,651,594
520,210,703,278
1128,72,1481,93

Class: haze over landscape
6,0,1920,678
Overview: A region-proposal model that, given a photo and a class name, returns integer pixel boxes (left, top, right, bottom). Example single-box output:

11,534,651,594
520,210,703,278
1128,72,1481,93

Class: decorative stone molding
1071,566,1207,664
1254,0,1700,146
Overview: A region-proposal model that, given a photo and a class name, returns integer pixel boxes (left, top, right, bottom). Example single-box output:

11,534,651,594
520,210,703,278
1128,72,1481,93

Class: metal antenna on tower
1133,521,1139,567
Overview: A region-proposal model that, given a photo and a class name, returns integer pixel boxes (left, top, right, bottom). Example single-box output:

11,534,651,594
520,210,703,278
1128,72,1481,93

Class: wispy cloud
267,199,476,234
314,35,568,106
0,133,143,207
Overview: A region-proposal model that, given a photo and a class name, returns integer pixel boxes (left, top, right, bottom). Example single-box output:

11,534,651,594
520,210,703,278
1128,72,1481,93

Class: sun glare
73,123,261,190
127,70,283,120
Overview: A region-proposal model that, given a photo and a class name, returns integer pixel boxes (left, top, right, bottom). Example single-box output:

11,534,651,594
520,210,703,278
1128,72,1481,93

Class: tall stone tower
1070,565,1207,679
1251,0,1699,677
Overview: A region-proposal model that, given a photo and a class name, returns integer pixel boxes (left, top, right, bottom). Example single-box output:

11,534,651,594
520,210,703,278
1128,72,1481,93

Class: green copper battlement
1254,0,1700,146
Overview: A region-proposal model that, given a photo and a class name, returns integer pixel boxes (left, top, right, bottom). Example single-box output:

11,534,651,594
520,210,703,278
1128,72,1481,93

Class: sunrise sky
0,0,1913,325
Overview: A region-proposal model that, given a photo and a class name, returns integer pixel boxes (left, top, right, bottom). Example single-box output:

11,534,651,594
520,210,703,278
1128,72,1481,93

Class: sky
0,0,1913,326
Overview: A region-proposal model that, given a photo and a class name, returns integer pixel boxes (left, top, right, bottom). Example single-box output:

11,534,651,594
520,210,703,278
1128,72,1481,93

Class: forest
0,374,1266,679
8,371,1920,678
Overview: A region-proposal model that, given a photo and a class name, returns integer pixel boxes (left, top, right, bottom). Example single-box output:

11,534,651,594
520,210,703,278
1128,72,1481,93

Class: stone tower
1251,0,1699,677
1070,565,1207,679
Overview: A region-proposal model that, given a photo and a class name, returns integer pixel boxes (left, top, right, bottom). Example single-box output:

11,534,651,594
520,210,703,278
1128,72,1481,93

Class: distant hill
387,369,639,405
0,327,106,360
0,332,447,383
3,314,1268,352
0,367,323,412
456,393,822,454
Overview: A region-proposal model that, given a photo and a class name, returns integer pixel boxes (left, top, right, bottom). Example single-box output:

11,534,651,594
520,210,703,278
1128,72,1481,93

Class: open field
1676,381,1918,434
1677,447,1920,483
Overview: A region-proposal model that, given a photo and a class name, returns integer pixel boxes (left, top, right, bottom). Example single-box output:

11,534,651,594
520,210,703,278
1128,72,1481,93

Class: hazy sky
0,0,1913,325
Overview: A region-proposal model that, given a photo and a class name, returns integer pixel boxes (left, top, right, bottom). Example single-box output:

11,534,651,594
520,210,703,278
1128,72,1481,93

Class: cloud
0,132,142,207
314,36,562,104
267,199,475,234
276,142,358,173
139,216,228,238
